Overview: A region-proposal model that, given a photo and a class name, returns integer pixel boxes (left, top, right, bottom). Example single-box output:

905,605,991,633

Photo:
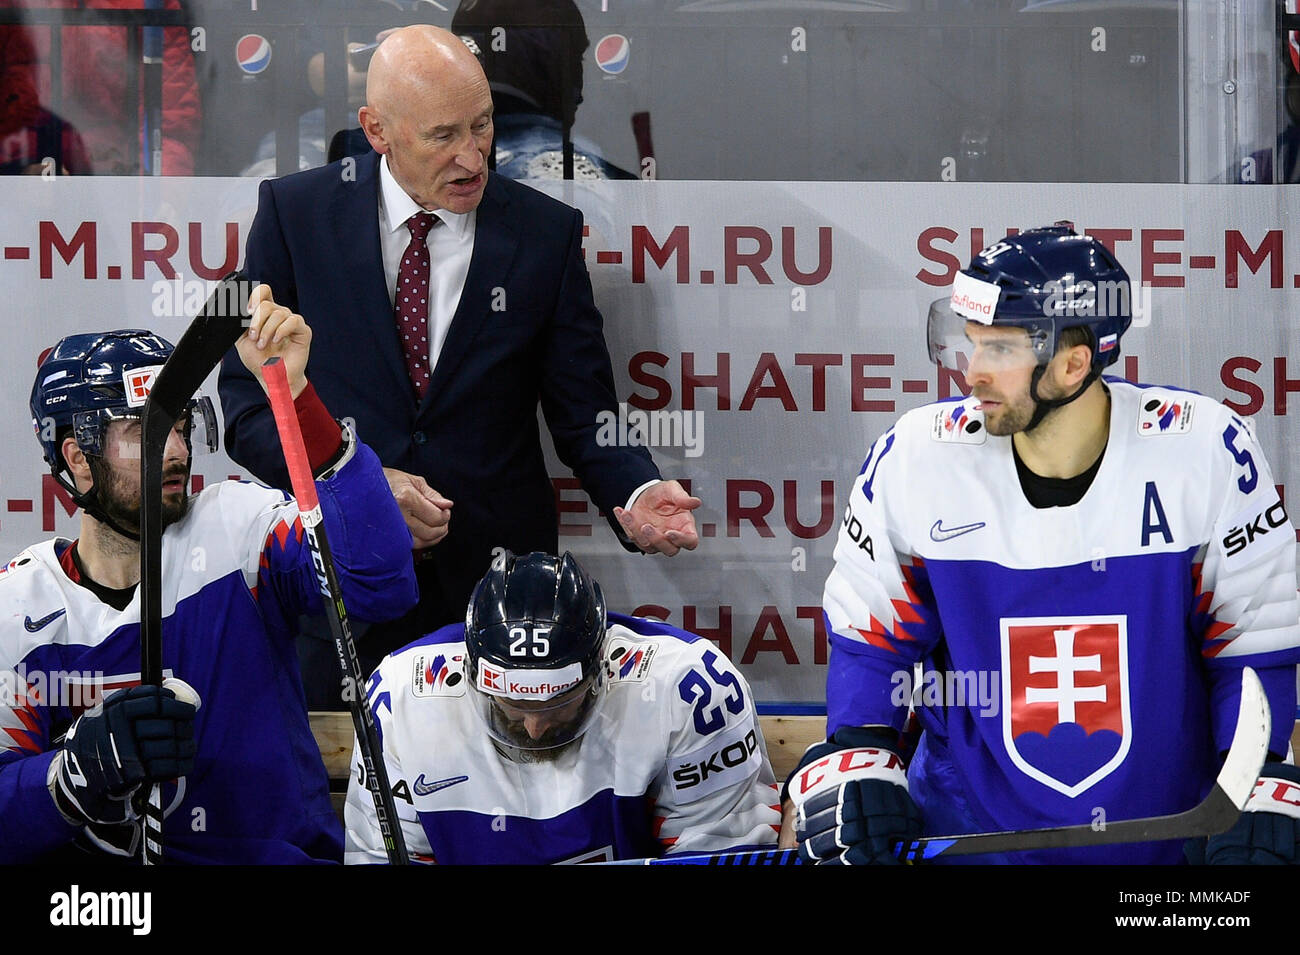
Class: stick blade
898,665,1273,860
1215,665,1271,811
143,272,249,421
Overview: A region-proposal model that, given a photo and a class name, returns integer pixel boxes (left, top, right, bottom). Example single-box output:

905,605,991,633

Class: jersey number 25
677,649,746,736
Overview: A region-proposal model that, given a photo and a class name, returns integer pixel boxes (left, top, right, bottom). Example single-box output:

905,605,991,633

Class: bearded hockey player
0,288,417,863
786,225,1300,865
345,550,781,863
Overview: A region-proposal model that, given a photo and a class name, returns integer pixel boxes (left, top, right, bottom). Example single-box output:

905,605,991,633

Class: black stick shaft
263,358,409,865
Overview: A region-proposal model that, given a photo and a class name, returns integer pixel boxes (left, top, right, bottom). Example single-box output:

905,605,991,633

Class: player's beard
497,718,583,763
490,702,593,764
978,369,1063,436
978,390,1037,436
492,734,581,765
90,457,192,536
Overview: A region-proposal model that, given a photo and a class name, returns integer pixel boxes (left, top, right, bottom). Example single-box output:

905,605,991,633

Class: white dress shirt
377,156,657,516
378,155,476,374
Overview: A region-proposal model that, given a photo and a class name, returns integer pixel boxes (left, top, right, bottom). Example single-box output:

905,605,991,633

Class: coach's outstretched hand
615,480,701,556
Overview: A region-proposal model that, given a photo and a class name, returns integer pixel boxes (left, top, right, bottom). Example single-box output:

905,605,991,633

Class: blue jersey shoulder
607,612,704,644
401,622,467,655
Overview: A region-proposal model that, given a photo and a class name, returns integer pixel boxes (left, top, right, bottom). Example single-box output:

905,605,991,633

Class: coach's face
360,27,494,214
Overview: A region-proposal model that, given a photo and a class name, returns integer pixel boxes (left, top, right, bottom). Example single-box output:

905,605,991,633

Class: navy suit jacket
218,152,659,632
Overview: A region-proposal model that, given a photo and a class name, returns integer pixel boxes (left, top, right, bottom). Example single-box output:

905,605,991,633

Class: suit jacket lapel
420,173,520,415
335,151,417,413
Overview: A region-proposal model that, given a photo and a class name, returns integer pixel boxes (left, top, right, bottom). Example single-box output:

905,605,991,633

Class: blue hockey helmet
927,224,1133,377
464,551,608,756
30,329,217,496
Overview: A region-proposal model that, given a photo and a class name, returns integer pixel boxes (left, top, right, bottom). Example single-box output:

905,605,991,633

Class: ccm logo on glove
1246,776,1300,819
791,747,906,801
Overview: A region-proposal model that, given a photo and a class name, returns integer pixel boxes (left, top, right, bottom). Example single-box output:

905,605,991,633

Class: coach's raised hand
238,284,312,398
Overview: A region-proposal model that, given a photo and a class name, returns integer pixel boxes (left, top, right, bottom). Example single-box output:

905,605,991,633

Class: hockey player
786,225,1300,865
344,550,781,863
0,287,418,863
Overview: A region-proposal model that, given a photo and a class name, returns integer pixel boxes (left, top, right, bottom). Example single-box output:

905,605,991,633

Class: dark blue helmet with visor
464,551,609,759
926,224,1134,428
927,223,1133,377
30,329,217,535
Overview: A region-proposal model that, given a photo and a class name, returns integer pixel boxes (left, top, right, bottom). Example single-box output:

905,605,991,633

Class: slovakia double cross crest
1000,615,1129,797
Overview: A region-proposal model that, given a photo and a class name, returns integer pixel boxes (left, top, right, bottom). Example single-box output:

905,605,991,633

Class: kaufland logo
483,661,586,700
123,366,161,408
951,291,994,315
508,677,580,698
479,664,504,693
949,272,1000,324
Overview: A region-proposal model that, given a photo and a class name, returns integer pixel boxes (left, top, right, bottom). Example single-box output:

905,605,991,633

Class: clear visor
926,298,1052,374
72,396,219,459
468,671,607,755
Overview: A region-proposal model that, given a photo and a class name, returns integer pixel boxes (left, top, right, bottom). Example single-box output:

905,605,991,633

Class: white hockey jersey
823,379,1300,864
0,441,417,863
345,613,781,864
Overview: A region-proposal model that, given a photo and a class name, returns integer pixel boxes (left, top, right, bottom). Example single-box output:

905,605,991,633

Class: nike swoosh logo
24,608,66,632
929,520,986,542
413,773,468,797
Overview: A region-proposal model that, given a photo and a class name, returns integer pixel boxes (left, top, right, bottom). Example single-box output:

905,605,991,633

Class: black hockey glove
786,726,922,865
1199,764,1300,865
49,681,199,827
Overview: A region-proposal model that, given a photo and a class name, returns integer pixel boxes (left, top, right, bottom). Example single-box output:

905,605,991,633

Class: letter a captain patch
999,615,1131,798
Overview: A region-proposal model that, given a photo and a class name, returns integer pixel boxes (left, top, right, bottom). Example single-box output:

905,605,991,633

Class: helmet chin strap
1024,364,1100,433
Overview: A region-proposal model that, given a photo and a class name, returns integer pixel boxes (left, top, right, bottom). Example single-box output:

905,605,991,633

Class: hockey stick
898,665,1270,860
610,667,1271,866
262,357,409,865
138,271,250,864
606,848,801,867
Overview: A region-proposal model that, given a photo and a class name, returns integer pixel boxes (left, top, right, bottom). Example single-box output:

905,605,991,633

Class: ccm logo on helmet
1222,500,1289,558
672,729,759,791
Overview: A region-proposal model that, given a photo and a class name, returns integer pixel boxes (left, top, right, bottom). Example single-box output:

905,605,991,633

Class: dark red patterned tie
394,211,437,399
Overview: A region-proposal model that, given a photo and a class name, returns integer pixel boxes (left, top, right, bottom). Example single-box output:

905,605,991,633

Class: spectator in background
307,1,638,180
241,26,398,177
0,0,201,174
0,20,88,172
452,0,635,180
